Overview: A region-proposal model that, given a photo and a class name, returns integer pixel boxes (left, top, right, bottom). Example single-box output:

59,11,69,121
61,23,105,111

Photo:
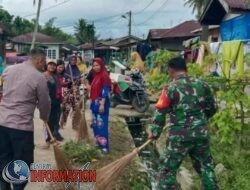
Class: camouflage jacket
150,73,217,139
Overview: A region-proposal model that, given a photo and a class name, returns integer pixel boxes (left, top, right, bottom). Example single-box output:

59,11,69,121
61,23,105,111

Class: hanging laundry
210,42,221,54
222,40,244,78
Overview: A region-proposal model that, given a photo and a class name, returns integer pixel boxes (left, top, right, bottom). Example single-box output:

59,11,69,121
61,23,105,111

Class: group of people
0,48,220,190
41,55,87,148
42,54,112,152
0,49,112,189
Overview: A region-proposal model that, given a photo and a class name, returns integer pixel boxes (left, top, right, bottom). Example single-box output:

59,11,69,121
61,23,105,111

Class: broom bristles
94,142,150,190
72,105,81,130
77,111,90,143
77,97,90,143
44,123,76,190
95,150,139,190
53,145,72,170
53,144,78,190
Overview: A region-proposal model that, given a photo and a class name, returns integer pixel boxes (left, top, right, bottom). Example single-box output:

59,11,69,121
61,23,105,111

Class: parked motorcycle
110,69,150,113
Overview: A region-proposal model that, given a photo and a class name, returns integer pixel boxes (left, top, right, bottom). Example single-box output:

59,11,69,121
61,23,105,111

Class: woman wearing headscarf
61,55,82,128
90,58,111,153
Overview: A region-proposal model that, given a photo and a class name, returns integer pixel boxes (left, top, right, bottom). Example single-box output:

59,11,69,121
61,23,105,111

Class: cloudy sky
1,0,196,39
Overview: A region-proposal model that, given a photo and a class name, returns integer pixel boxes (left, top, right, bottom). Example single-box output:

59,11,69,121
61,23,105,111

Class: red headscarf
90,58,112,101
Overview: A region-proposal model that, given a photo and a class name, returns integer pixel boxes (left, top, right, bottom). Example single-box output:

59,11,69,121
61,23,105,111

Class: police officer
148,57,219,190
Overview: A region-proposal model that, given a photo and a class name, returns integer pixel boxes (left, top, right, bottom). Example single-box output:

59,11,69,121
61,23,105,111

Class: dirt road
25,109,89,190
25,104,148,190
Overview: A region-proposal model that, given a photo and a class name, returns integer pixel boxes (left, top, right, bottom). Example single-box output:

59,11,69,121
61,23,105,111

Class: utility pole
30,0,42,51
92,21,95,59
128,11,132,37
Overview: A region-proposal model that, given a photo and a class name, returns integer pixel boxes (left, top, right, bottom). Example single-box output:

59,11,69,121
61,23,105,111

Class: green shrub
62,140,101,164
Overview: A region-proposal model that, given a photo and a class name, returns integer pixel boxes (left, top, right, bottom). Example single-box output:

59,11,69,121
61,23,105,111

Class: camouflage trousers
158,134,219,190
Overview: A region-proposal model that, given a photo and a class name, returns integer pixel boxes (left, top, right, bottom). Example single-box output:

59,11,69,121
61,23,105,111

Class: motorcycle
110,69,150,113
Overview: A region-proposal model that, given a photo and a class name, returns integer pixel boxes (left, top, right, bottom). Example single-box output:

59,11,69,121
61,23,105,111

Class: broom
44,123,76,190
94,139,152,190
77,95,90,143
68,63,81,130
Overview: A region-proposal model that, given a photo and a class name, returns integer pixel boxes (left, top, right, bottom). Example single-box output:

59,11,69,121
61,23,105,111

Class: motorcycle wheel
132,96,150,113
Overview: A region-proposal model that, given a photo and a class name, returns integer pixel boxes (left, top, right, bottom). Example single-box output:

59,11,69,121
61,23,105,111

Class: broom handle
44,122,56,142
138,139,153,151
68,63,78,104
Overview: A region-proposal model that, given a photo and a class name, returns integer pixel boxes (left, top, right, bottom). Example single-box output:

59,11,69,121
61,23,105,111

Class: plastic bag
155,87,170,109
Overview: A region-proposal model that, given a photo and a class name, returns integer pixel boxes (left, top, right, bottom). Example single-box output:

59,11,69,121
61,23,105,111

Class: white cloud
2,0,196,38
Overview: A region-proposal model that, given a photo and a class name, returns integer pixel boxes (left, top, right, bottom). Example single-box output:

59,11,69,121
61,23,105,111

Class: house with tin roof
11,32,77,60
147,20,201,51
79,35,142,63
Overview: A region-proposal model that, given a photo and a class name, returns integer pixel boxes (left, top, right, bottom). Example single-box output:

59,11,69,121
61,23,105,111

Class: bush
62,140,101,164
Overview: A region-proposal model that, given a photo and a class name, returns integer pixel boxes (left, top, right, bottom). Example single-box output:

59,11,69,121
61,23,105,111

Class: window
47,49,56,59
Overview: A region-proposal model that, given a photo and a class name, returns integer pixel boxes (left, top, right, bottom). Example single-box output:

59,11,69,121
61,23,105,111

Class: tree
74,18,96,44
30,0,42,51
12,16,34,35
185,0,210,41
185,0,206,18
41,17,77,44
0,9,14,29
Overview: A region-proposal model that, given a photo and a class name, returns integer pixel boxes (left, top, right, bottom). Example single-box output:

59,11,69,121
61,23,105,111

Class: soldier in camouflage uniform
149,57,219,190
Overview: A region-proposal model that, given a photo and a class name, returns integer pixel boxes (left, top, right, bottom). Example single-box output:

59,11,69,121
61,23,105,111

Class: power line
95,17,124,29
132,16,144,38
134,0,155,15
89,0,155,23
22,0,71,18
135,0,169,26
93,14,122,23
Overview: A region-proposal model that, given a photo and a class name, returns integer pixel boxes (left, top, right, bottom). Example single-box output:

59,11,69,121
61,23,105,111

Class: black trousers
0,126,34,190
46,103,61,142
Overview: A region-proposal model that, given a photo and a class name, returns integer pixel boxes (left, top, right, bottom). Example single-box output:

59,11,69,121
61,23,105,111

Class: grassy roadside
59,121,152,190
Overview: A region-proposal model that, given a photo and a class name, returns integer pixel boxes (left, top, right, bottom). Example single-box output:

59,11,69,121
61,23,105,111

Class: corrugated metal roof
12,32,63,44
79,35,142,50
148,29,171,39
148,20,201,40
225,0,250,10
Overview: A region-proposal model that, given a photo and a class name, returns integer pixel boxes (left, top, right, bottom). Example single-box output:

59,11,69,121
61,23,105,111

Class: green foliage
129,171,151,190
186,55,250,145
146,50,176,92
210,136,250,190
187,63,204,77
41,17,77,44
184,0,208,18
0,8,77,44
62,140,101,164
74,18,96,44
0,9,14,28
146,49,177,69
207,75,250,144
11,16,35,36
147,74,170,92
